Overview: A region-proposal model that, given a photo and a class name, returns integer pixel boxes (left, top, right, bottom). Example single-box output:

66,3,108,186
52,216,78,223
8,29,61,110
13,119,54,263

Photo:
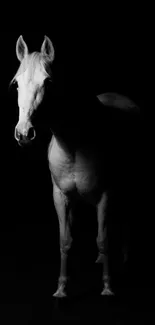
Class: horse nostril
14,127,22,141
27,127,36,140
14,127,36,145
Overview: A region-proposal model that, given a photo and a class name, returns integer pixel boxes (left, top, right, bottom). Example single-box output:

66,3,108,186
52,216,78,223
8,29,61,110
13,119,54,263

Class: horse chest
48,139,99,194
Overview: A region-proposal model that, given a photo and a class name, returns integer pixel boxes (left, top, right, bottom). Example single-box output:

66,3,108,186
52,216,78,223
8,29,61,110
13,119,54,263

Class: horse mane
10,52,52,86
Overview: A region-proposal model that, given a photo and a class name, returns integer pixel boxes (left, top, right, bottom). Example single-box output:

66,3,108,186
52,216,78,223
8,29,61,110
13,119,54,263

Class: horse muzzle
14,126,36,146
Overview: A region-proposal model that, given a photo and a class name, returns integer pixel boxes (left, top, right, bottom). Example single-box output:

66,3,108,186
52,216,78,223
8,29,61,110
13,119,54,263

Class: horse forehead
17,64,45,86
33,65,45,83
16,69,30,85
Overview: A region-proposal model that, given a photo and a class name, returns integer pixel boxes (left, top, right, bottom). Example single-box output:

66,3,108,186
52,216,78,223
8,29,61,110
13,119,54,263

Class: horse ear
16,35,28,62
41,36,54,62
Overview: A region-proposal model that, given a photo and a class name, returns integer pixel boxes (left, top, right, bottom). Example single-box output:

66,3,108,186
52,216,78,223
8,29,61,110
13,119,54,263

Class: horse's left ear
41,36,55,62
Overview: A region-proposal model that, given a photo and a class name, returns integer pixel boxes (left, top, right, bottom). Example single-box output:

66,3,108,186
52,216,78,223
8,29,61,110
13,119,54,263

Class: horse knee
96,240,105,254
96,236,108,255
60,237,73,255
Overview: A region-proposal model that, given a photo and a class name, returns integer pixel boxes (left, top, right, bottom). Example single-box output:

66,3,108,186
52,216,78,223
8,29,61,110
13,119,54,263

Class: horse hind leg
96,192,114,296
52,182,73,298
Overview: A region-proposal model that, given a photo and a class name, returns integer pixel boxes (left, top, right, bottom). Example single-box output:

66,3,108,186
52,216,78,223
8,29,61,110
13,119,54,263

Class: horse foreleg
96,192,114,296
52,182,73,298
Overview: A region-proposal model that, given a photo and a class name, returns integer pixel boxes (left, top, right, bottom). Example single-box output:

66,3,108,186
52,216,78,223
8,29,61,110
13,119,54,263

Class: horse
11,35,140,298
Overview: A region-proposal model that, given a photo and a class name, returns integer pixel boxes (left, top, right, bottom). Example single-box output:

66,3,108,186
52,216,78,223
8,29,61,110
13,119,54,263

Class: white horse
11,35,139,298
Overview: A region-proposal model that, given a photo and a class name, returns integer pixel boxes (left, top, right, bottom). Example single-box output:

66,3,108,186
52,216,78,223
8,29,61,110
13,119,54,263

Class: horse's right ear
16,35,28,61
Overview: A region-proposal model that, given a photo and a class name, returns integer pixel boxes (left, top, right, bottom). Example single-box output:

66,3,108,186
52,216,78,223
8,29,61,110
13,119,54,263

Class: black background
0,30,146,321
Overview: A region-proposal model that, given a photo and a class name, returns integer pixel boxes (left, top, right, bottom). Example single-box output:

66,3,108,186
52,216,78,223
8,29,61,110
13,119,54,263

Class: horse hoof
101,288,114,296
53,285,67,298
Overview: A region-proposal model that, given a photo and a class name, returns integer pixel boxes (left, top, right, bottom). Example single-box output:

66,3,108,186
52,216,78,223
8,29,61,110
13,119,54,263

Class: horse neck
48,94,102,153
51,122,80,155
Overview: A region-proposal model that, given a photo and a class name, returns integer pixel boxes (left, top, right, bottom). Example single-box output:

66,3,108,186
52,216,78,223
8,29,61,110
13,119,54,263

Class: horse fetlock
101,286,114,296
96,253,105,263
53,283,67,298
53,277,68,298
